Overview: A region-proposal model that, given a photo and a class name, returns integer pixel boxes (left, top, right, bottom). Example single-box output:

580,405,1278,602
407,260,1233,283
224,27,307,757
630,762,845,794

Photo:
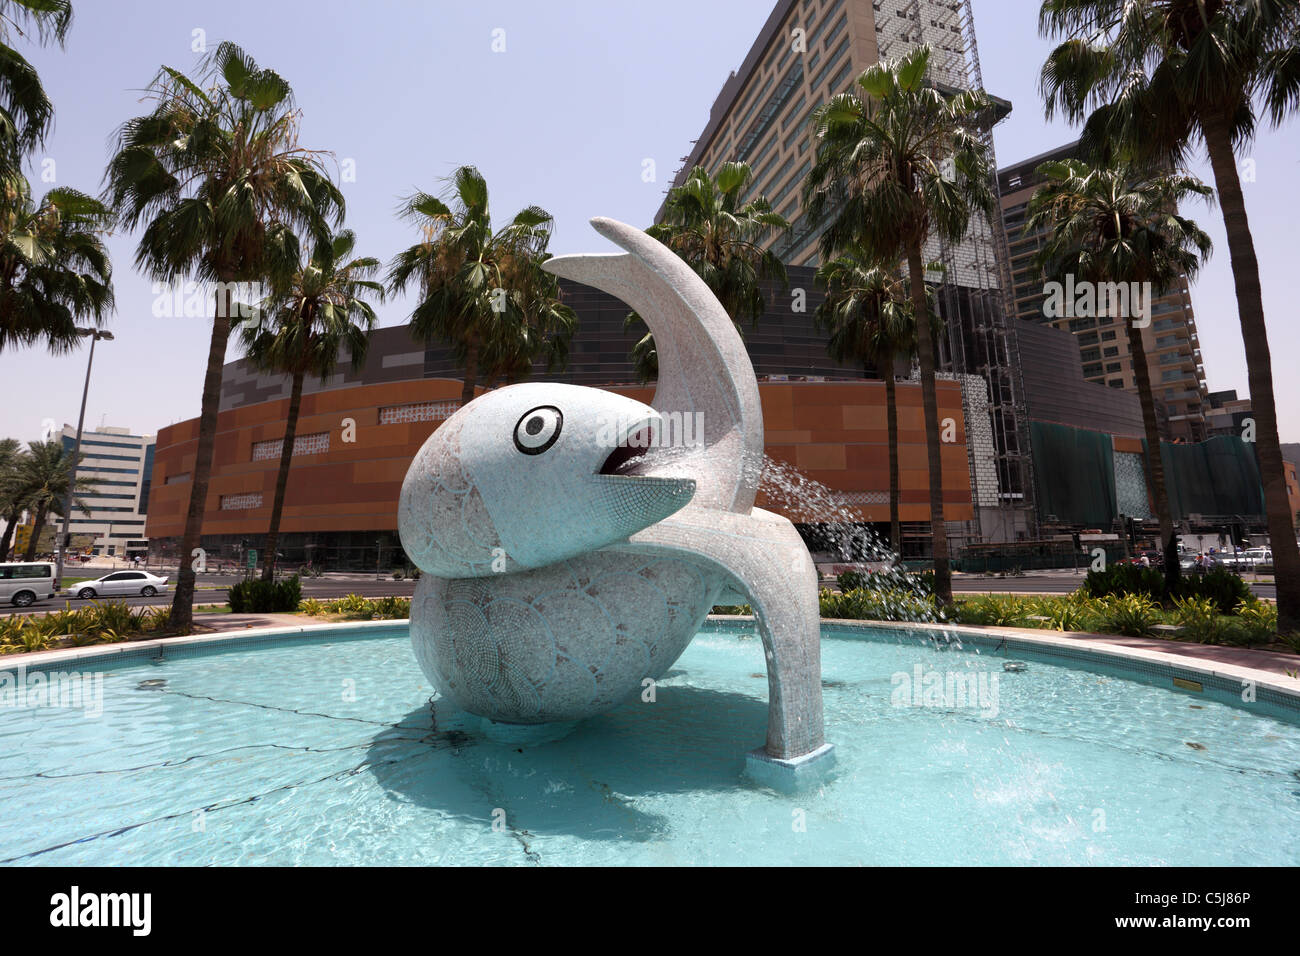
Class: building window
251,431,330,461
1103,346,1119,357
737,59,805,161
781,93,807,132
826,59,854,94
378,401,459,425
758,154,796,197
164,472,190,485
79,452,142,463
220,492,263,511
810,34,850,92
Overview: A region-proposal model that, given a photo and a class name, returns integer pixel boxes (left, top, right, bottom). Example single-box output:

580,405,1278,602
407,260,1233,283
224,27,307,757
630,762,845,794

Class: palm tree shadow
365,677,771,844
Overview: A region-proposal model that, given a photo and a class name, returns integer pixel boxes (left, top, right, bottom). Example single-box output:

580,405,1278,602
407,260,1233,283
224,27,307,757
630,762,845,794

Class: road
952,571,1276,600
3,573,420,617
2,569,1277,617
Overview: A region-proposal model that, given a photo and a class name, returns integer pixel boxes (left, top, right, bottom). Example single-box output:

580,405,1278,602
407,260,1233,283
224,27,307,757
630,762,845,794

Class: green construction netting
1030,421,1117,526
1030,424,1266,526
1154,435,1265,521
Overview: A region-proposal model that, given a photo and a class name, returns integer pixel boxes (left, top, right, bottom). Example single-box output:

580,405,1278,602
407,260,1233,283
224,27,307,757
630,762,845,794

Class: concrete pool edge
1,619,403,672
705,615,1300,724
6,614,1300,718
823,618,1300,697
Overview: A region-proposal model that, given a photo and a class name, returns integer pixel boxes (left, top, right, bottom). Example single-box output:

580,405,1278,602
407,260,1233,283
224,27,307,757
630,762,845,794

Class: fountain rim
6,616,1298,720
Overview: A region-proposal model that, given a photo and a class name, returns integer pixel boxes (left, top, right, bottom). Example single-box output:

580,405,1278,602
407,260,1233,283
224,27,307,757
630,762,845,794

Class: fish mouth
593,415,696,527
598,422,661,477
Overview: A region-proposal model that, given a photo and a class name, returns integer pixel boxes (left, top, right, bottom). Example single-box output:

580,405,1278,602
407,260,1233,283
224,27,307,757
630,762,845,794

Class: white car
74,570,169,600
1240,548,1272,567
0,562,58,607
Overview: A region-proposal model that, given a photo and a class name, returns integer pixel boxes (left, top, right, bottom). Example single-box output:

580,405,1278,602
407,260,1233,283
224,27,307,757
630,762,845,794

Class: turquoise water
1,623,1298,865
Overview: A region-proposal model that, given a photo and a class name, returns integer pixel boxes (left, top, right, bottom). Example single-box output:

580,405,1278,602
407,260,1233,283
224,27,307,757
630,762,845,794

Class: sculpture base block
743,743,836,793
478,718,579,746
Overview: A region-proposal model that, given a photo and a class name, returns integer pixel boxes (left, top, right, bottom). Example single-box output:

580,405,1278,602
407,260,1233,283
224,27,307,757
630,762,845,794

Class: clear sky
1,0,1296,444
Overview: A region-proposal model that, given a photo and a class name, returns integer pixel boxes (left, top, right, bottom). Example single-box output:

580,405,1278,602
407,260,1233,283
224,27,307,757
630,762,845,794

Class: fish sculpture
398,217,832,778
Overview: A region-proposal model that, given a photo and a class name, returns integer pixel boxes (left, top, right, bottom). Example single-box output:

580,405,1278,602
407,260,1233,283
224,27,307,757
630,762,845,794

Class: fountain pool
1,620,1297,866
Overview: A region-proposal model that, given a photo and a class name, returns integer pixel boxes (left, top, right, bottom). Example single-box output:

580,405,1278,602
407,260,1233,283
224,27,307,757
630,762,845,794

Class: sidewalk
190,612,307,633
1048,630,1300,677
863,618,1300,682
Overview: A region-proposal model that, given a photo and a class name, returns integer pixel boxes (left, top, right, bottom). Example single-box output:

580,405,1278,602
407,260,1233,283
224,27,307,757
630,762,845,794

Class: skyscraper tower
660,0,1036,543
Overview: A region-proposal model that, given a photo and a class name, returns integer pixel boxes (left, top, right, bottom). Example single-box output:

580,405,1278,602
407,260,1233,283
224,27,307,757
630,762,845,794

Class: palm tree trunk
1202,108,1300,633
906,248,951,604
884,366,901,555
261,367,305,582
0,509,18,558
460,336,479,407
22,503,47,561
169,289,235,632
1126,320,1179,593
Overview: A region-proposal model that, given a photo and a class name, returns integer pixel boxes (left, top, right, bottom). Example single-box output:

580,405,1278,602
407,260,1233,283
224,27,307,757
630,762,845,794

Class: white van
0,562,58,608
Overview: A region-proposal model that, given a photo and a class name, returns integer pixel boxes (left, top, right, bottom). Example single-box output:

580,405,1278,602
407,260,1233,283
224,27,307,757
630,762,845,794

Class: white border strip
5,619,406,670
9,615,1300,708
707,614,1300,702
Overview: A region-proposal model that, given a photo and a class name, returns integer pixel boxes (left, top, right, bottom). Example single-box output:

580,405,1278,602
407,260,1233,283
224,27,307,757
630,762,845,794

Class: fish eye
513,406,563,455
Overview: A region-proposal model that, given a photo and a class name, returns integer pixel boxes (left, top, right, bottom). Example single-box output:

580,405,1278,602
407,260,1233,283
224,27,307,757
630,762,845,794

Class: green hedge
1081,565,1252,613
228,575,302,613
836,568,935,596
819,587,943,622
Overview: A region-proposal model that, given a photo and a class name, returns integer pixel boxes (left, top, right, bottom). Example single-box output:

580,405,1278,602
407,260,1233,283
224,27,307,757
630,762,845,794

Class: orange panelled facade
1285,460,1300,529
145,378,972,540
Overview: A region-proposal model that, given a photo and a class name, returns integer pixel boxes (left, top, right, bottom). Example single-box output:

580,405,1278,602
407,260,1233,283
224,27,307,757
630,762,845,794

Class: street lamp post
54,329,113,591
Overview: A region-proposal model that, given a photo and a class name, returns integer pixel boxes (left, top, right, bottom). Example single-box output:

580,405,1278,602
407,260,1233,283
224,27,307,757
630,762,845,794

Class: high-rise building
659,0,1036,543
1203,389,1252,438
998,141,1210,442
662,0,1001,266
59,424,155,557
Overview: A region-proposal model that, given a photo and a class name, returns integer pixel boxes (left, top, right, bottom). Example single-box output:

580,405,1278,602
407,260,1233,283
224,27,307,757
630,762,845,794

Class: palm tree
804,44,995,605
104,42,343,631
648,162,790,321
476,246,575,387
629,162,789,379
1025,158,1213,592
14,439,96,561
1038,0,1300,631
387,165,574,406
0,179,114,353
0,437,28,557
0,3,112,354
623,313,659,384
815,248,924,555
0,0,72,180
239,229,382,581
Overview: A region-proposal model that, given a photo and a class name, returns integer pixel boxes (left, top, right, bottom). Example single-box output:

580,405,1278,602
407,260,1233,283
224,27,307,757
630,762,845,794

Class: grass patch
1,601,177,654
299,594,410,621
801,572,1287,651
